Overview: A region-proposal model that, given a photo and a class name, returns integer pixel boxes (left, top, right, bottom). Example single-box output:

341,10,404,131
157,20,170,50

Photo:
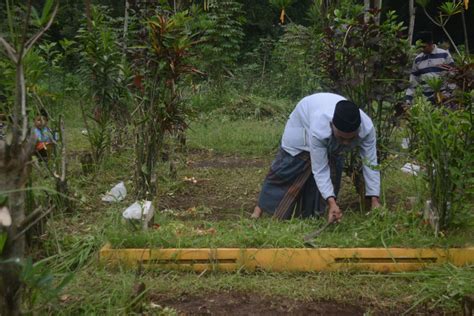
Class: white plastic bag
122,201,154,220
122,201,154,230
400,163,420,176
101,181,127,202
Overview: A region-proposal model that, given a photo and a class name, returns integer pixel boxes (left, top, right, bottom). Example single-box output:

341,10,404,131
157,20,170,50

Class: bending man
252,93,381,222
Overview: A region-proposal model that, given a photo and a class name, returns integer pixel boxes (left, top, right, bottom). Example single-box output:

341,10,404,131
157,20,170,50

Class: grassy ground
27,113,474,315
107,208,472,249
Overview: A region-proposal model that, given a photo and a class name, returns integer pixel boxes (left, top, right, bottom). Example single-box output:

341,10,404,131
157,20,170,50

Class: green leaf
0,195,7,206
439,1,462,15
40,0,55,25
31,6,41,25
0,232,7,254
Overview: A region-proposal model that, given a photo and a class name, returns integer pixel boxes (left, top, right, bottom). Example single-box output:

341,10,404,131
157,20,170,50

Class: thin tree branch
13,207,54,241
19,65,27,142
422,7,442,26
421,7,461,57
408,0,415,44
460,8,469,55
18,206,43,230
0,36,18,63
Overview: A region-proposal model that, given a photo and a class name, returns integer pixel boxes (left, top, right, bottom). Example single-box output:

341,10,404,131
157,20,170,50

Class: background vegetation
0,0,472,314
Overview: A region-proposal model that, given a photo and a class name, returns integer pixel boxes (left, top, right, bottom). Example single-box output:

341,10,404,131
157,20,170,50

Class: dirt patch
150,292,365,315
158,151,266,219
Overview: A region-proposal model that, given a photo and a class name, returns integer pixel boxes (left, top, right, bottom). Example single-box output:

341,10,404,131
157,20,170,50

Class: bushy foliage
197,0,244,79
318,10,409,120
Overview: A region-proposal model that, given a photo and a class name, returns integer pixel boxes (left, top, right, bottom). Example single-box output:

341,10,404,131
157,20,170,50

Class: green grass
39,263,474,315
187,118,284,155
107,207,473,249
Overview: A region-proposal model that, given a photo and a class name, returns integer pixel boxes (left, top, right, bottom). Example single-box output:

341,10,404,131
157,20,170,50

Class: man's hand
370,196,381,209
327,197,342,223
438,64,456,72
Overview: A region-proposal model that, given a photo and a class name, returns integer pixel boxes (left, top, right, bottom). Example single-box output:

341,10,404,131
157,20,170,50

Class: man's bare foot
251,206,263,219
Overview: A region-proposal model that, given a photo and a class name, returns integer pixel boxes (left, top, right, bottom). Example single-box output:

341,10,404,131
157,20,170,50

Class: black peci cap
415,31,433,44
332,100,361,133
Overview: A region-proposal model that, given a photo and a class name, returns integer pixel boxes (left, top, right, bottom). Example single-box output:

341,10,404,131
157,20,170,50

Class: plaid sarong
258,148,343,220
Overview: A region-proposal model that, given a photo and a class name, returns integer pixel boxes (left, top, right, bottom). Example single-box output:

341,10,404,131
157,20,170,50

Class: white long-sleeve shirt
281,93,380,199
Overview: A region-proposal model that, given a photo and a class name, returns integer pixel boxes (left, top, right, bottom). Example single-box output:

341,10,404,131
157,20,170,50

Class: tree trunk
461,7,469,55
408,0,415,45
373,0,382,25
0,3,57,313
84,0,92,31
0,60,35,315
364,0,370,23
0,165,30,315
123,0,129,55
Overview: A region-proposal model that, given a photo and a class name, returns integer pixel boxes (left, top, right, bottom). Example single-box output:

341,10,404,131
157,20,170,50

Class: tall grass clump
409,98,473,231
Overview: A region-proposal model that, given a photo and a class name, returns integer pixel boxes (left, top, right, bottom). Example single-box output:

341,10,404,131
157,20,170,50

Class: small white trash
102,182,127,202
401,163,420,176
122,201,154,230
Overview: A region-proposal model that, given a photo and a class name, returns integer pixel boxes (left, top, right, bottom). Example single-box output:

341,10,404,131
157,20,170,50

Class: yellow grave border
99,244,474,272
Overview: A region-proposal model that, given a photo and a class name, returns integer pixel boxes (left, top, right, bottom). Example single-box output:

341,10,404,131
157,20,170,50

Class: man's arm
309,137,343,222
359,128,381,204
309,136,334,200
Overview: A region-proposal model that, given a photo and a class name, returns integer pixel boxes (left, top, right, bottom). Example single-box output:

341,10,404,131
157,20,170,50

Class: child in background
34,110,54,161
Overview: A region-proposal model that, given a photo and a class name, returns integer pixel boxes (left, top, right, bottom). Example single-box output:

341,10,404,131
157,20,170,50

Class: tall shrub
76,6,130,163
132,9,201,199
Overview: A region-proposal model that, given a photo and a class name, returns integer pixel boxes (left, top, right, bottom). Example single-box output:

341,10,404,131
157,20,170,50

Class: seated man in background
252,92,381,223
405,31,456,107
